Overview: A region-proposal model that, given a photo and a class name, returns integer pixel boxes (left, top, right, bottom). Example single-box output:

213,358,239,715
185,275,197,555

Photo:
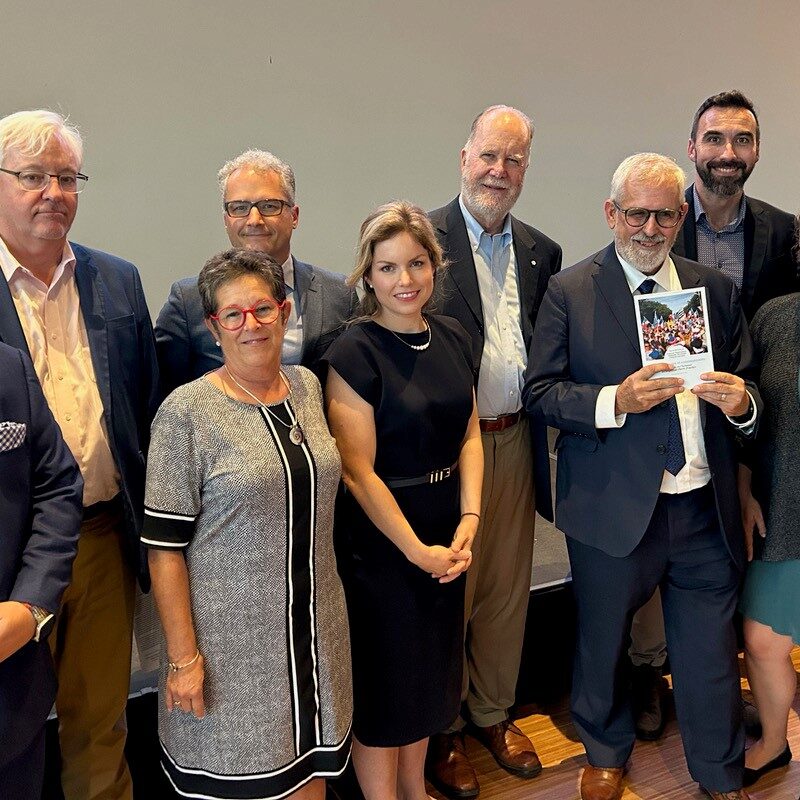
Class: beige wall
3,0,799,314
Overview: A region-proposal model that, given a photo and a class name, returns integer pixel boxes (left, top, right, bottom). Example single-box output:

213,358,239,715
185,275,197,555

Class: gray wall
4,1,799,315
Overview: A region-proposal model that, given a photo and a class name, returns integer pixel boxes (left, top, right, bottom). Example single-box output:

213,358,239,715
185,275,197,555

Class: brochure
634,286,714,389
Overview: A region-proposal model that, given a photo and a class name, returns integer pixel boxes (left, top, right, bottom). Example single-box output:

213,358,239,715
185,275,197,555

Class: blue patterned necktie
638,279,686,475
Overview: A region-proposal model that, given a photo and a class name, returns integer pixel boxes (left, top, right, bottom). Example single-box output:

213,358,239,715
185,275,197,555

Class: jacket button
656,444,666,454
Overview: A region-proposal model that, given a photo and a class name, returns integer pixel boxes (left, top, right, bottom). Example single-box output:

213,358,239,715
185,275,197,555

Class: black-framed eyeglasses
0,167,89,194
210,299,286,330
223,198,291,219
613,201,683,229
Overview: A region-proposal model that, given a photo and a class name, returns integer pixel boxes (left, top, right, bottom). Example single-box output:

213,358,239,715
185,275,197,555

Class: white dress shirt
281,254,303,364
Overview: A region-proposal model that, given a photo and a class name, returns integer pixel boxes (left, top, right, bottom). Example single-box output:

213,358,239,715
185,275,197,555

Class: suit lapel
511,216,541,347
0,273,31,355
293,259,320,348
673,187,697,261
439,199,483,328
592,244,640,356
742,198,765,310
72,245,113,418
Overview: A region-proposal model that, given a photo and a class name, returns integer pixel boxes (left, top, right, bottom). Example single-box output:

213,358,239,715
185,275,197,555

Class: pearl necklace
224,367,304,446
386,318,431,351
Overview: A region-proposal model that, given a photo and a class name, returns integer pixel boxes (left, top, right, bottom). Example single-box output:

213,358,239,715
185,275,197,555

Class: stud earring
215,341,220,347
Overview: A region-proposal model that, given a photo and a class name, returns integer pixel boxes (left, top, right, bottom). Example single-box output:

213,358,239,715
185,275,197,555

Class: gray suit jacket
155,258,355,395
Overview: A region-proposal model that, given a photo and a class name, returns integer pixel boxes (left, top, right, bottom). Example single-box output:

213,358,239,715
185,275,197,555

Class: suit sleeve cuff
596,385,627,429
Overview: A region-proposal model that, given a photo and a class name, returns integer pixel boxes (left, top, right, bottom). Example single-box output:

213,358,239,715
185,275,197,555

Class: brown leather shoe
473,720,542,778
700,789,752,800
425,733,479,799
579,766,625,800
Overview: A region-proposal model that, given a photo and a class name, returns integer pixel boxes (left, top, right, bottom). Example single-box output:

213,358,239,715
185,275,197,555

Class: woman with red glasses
141,248,352,800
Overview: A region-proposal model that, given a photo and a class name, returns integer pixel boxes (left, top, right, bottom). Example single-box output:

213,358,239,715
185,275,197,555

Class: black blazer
154,259,356,395
524,244,761,569
430,197,563,521
0,343,82,765
674,187,798,318
0,244,160,585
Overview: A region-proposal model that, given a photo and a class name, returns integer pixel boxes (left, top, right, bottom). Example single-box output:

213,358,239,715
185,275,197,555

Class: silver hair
0,109,83,166
464,105,534,153
610,153,685,205
216,149,296,204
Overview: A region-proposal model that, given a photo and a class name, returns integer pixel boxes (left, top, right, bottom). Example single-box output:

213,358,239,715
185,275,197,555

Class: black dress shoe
743,742,791,787
631,664,668,741
741,698,762,739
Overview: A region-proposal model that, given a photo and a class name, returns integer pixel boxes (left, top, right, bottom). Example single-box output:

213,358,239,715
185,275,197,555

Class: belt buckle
429,466,451,483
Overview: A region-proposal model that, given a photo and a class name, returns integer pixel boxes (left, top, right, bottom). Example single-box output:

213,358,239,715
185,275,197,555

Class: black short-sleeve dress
324,314,474,746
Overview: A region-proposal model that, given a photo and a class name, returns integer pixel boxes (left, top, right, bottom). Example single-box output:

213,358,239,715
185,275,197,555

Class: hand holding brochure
634,287,714,390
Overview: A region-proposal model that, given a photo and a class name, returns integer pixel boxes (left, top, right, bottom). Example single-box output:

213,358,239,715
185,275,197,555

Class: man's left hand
692,372,750,417
0,601,36,663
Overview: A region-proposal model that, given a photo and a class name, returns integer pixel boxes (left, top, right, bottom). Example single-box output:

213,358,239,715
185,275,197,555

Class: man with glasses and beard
525,152,760,800
628,90,798,744
155,149,354,393
425,105,562,798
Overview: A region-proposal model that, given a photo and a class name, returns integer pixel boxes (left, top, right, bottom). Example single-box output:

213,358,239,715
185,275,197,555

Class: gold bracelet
168,649,200,672
461,512,480,520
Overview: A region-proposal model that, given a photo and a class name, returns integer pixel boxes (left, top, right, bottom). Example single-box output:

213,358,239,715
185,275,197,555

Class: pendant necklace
224,366,304,446
386,317,431,351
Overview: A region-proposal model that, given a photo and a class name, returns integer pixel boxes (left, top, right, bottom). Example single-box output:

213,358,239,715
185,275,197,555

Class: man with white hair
0,109,159,799
427,105,562,798
525,152,759,800
155,149,354,391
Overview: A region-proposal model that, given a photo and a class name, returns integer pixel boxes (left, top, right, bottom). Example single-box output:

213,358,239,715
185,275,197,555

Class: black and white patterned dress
141,366,352,799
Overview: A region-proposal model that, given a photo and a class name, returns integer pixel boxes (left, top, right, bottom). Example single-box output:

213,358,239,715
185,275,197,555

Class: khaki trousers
450,417,536,729
50,508,135,800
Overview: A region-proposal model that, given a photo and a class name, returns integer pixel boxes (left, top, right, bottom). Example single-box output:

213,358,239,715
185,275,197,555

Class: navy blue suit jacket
430,197,563,522
524,244,761,570
0,244,160,585
674,187,798,318
154,259,355,395
0,343,82,766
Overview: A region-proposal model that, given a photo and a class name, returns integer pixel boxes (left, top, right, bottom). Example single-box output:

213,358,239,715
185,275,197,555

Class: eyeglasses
210,299,286,330
0,168,89,194
223,198,291,218
613,202,683,229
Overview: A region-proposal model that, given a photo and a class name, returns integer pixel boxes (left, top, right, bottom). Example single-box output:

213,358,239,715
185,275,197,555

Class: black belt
83,494,122,521
384,461,458,489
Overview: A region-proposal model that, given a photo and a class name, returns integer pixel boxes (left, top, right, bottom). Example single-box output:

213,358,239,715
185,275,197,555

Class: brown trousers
50,509,135,800
450,417,536,729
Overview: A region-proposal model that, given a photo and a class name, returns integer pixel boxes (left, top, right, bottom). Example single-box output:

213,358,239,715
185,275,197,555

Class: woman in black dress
324,201,483,799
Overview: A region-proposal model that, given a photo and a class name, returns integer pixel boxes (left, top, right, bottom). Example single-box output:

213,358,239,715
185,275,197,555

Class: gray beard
461,179,521,229
616,236,669,276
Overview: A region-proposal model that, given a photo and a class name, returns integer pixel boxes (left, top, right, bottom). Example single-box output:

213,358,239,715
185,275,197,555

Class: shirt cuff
726,390,757,434
596,385,627,429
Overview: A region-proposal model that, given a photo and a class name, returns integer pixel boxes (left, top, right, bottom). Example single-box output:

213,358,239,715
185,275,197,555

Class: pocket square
0,421,27,452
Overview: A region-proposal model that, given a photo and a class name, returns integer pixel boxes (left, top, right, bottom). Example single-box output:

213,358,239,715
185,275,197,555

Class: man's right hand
615,363,684,415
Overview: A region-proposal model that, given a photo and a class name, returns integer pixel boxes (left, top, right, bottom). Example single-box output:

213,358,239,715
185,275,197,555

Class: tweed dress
142,366,352,799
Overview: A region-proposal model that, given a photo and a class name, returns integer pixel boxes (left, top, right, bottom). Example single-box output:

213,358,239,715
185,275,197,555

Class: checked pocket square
0,421,27,452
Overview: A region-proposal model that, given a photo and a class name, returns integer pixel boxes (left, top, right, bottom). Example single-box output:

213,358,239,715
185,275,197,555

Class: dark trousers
0,726,45,800
566,484,744,791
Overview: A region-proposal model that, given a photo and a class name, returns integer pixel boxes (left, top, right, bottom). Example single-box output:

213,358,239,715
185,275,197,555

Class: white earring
215,341,220,347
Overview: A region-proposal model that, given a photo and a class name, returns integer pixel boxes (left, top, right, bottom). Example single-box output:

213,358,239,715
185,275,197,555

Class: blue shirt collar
459,195,512,246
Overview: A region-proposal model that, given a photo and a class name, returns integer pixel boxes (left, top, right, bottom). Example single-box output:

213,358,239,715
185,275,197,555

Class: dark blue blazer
524,244,761,570
430,197,563,522
154,259,355,396
674,187,798,318
0,244,160,585
0,343,82,766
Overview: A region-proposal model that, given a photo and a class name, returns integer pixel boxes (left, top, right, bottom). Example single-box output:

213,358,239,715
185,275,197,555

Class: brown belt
479,411,521,433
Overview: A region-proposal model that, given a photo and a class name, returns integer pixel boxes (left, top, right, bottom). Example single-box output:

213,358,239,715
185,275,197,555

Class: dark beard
696,159,752,197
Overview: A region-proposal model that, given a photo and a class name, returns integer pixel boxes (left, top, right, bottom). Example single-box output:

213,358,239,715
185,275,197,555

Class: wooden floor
428,649,800,800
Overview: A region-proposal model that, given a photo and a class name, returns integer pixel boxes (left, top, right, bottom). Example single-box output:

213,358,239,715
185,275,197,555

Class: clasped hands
412,515,477,583
615,363,749,417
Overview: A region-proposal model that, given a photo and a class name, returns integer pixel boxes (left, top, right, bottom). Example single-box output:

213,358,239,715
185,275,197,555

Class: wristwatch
22,603,54,643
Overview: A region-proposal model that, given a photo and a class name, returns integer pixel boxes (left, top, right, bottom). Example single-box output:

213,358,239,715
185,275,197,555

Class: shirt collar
0,235,76,288
692,183,746,230
458,195,512,251
281,253,294,292
615,246,678,294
